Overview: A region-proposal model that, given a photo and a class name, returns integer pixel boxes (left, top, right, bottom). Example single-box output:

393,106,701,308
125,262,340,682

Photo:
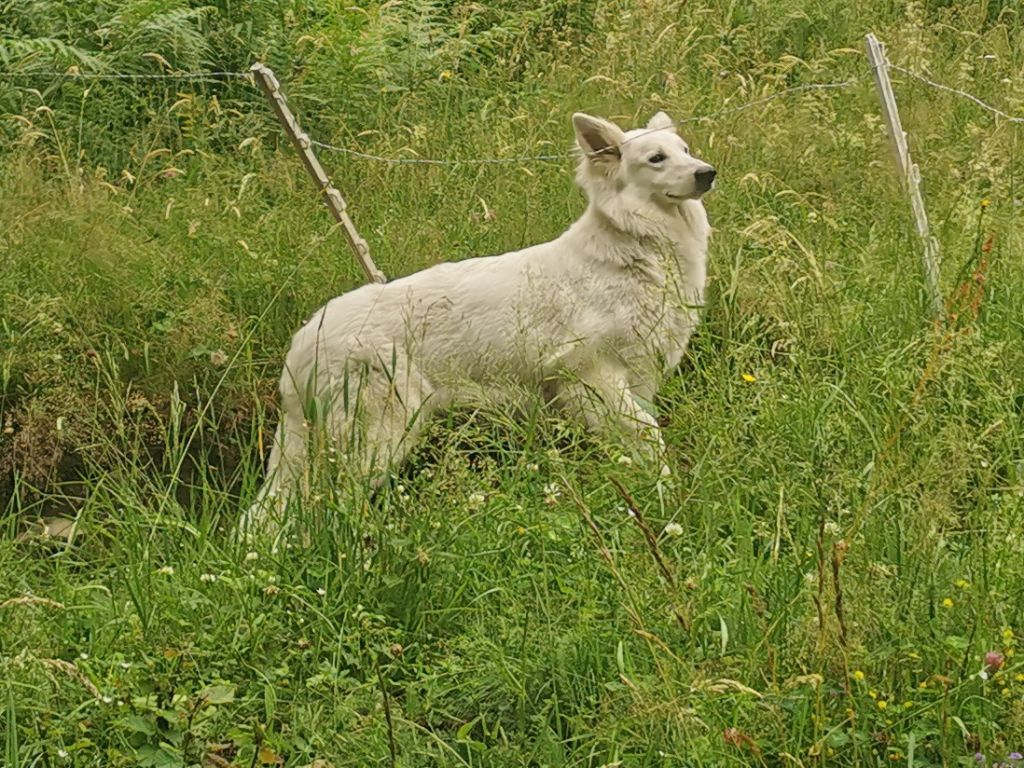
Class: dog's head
572,111,715,204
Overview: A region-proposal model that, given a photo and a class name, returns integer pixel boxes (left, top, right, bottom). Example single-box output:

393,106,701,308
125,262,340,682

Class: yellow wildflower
853,670,865,681
877,700,888,710
980,198,991,208
742,373,756,383
942,597,954,608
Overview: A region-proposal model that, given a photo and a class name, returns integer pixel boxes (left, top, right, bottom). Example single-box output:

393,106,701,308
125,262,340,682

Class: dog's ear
646,111,675,132
573,113,625,162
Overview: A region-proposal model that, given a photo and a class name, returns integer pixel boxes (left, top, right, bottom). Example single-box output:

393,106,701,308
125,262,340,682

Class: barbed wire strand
310,76,869,165
677,76,867,123
307,139,566,165
889,64,1024,125
0,70,249,80
1,66,1021,163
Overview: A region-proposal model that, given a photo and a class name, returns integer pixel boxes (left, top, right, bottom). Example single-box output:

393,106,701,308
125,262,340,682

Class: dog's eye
682,146,691,155
648,152,666,164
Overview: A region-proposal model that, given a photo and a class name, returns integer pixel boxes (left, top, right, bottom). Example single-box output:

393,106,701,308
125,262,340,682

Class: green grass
2,0,1024,765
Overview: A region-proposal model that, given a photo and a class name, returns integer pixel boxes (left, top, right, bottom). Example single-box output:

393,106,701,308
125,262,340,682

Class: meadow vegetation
2,0,1024,765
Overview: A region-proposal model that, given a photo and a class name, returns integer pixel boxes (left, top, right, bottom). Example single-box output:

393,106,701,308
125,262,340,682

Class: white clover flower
663,522,683,537
199,573,217,583
244,551,259,562
156,566,175,576
316,587,326,597
57,749,69,759
616,455,633,466
468,492,486,506
543,482,561,505
824,521,841,537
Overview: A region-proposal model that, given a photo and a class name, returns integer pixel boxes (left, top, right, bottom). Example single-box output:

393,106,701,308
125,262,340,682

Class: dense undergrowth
2,1,1024,765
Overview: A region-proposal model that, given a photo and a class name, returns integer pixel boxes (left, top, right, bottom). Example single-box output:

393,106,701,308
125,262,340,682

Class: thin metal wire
3,65,1021,164
311,76,869,166
308,139,567,165
889,64,1024,124
677,76,868,123
0,70,249,80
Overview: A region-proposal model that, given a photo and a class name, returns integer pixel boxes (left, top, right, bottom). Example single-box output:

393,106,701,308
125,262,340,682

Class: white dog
245,111,714,527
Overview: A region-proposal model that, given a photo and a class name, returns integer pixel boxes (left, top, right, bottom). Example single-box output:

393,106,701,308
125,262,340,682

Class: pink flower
984,650,1004,671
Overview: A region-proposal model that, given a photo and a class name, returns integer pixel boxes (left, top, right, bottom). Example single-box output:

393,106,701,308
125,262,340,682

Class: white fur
245,111,714,528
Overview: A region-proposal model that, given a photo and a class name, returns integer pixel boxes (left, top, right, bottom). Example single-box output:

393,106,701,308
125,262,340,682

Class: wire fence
306,77,871,166
889,65,1024,125
0,70,249,81
0,64,1021,165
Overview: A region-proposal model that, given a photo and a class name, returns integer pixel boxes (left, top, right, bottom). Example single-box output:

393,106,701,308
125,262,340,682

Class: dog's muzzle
695,166,717,194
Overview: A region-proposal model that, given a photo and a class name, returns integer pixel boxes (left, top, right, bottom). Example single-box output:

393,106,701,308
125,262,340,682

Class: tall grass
2,0,1024,765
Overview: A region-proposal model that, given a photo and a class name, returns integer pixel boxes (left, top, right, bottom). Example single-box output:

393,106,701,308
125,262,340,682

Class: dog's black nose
695,167,717,192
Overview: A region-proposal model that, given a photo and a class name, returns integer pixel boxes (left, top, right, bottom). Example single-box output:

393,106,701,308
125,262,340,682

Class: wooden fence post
864,34,943,318
250,62,386,284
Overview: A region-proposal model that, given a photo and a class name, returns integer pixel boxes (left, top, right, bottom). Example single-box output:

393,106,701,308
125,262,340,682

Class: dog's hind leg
241,392,309,533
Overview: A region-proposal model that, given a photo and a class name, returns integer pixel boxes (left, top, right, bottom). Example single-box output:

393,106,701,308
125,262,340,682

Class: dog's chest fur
574,199,709,377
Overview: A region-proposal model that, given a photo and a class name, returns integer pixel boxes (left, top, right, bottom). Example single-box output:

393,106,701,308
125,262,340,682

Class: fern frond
0,36,103,70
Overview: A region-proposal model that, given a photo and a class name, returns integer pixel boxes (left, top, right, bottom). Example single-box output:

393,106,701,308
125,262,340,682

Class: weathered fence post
864,34,943,318
250,62,386,284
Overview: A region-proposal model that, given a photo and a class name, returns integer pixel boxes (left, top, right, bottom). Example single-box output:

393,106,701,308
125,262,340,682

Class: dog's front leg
614,395,671,477
555,370,670,476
